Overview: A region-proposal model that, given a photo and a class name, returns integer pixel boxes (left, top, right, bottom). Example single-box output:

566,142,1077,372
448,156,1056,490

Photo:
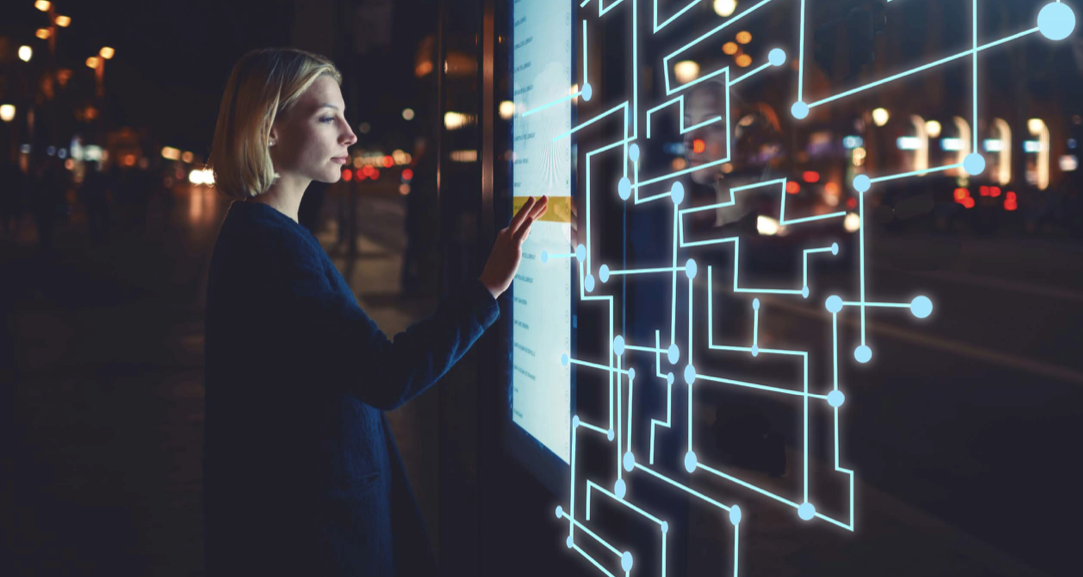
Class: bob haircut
209,48,342,200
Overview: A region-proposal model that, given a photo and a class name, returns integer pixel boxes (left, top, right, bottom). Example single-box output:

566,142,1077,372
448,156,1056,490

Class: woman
202,48,546,576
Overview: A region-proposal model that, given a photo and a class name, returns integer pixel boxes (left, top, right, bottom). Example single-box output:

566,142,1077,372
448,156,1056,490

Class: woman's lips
331,157,348,164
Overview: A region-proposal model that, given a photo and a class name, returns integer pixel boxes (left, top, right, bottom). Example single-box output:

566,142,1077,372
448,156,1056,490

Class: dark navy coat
203,200,499,576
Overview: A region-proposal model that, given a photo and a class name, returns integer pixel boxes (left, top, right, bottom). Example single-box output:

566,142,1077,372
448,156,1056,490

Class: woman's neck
248,175,310,223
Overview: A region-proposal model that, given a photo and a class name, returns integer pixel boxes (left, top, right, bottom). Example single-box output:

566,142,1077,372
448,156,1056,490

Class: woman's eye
320,116,335,124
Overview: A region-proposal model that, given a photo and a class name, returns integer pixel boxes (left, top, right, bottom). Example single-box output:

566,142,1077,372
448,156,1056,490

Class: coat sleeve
267,230,501,411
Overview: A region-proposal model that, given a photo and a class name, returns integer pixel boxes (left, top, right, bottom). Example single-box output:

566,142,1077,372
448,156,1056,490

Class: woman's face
683,87,729,186
269,75,357,184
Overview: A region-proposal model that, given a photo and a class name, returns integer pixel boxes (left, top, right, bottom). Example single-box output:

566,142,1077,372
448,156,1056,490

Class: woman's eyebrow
318,104,342,112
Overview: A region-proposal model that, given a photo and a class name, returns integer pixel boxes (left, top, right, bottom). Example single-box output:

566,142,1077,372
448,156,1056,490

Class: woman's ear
268,123,280,147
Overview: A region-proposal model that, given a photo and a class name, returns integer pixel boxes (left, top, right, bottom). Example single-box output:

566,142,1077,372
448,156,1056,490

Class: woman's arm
269,197,548,411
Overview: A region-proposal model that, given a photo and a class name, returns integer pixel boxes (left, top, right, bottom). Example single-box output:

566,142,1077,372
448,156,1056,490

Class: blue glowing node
768,48,787,67
671,181,685,205
660,521,669,534
629,143,640,162
826,295,844,314
667,344,680,364
627,367,636,381
684,364,697,385
798,502,816,521
791,101,809,119
607,428,615,441
575,244,586,262
802,286,810,299
751,345,759,357
752,297,760,311
585,274,595,292
666,372,675,386
827,390,846,408
621,551,634,572
831,242,839,256
618,176,632,201
581,82,593,102
729,505,743,526
567,535,574,548
614,478,627,499
555,505,563,519
561,353,569,367
684,450,698,473
599,264,610,283
613,335,626,356
572,415,580,428
963,153,986,176
540,250,548,264
1039,2,1076,41
911,295,933,319
854,174,871,193
685,258,698,279
854,345,872,364
623,451,635,472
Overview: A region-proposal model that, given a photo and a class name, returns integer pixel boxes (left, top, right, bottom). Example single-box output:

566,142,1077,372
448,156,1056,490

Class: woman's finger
509,196,536,232
527,195,549,221
512,217,535,243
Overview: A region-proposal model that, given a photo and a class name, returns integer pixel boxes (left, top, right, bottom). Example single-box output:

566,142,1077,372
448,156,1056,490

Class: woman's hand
479,196,549,299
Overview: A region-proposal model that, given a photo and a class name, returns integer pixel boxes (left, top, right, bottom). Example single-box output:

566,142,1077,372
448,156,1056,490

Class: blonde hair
209,48,342,200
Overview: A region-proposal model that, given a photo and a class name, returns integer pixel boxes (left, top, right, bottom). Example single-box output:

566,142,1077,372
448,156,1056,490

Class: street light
18,46,33,62
35,1,51,12
99,46,114,60
55,15,70,27
36,28,51,40
0,105,15,123
86,56,100,69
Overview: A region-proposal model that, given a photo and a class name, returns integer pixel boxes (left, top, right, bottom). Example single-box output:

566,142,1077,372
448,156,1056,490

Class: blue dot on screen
1039,2,1076,41
802,286,810,299
572,415,580,428
581,82,593,101
627,367,636,381
629,143,640,162
684,451,698,473
621,551,633,572
798,502,816,521
827,390,846,407
623,451,635,472
751,345,759,357
584,274,595,292
768,48,786,66
911,295,933,319
752,297,760,311
854,174,871,193
555,505,563,519
667,344,680,364
826,295,844,314
791,101,809,119
666,372,675,386
567,535,574,548
561,353,569,367
607,428,615,441
671,181,685,205
614,479,626,499
685,258,698,279
854,345,872,364
599,264,610,283
618,177,632,201
963,153,986,176
613,335,626,356
684,364,696,385
575,244,586,262
729,505,743,525
831,242,839,255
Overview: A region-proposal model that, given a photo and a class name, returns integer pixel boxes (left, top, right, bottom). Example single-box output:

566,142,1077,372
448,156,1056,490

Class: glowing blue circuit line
572,544,617,577
654,0,698,33
697,462,799,508
803,353,809,502
617,355,623,481
797,0,806,102
859,188,866,345
752,304,759,349
688,273,694,367
600,0,625,17
627,364,634,448
869,162,964,183
522,90,583,118
803,246,835,289
662,0,777,95
560,509,623,557
671,207,679,346
570,422,578,541
554,102,628,142
584,19,589,86
687,362,693,452
842,301,909,308
644,96,724,140
579,262,616,431
586,480,666,526
548,252,577,260
608,266,682,275
581,421,610,436
625,345,665,354
649,331,674,465
697,373,828,400
972,0,978,153
569,357,630,376
829,312,856,532
634,463,732,512
807,27,1040,109
729,60,772,86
